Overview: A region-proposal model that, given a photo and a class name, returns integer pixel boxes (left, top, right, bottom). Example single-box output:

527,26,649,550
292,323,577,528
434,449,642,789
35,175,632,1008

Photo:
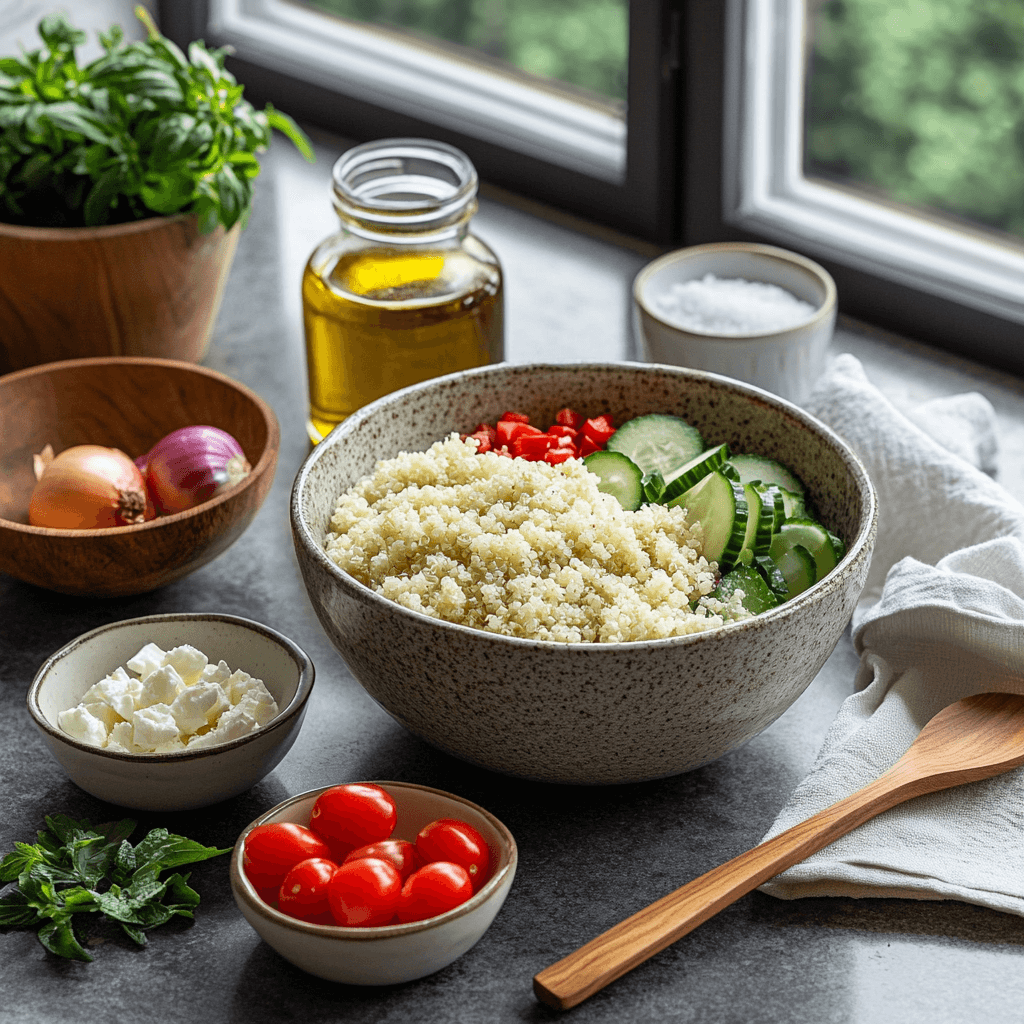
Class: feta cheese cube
137,664,184,709
185,730,219,750
58,706,108,747
106,721,133,751
83,701,121,731
132,704,179,751
162,645,208,687
236,682,278,727
213,704,257,742
225,669,256,705
200,659,231,687
126,642,166,680
169,682,229,736
84,671,143,720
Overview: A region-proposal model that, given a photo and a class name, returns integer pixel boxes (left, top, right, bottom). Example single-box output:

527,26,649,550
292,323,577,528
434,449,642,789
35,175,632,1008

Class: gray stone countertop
4,135,1024,1024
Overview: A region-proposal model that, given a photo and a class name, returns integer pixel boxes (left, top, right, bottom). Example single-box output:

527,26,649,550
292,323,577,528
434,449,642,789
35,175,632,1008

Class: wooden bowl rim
0,212,204,242
0,355,280,536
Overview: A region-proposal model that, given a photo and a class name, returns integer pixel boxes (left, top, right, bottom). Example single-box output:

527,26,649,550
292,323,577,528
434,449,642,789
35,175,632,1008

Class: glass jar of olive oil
302,138,504,443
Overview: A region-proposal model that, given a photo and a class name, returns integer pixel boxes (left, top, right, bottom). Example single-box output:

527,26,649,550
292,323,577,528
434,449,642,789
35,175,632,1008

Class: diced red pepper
496,420,543,446
582,415,615,446
555,407,585,430
473,423,498,442
543,448,576,465
512,433,556,459
579,435,601,457
500,410,531,423
551,433,577,449
547,424,578,439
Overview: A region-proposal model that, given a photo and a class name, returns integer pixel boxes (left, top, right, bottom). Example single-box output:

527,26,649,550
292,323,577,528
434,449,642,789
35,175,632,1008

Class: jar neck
331,138,479,245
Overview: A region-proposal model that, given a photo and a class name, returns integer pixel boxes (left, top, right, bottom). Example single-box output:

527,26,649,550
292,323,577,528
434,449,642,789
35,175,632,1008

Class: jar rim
332,138,478,217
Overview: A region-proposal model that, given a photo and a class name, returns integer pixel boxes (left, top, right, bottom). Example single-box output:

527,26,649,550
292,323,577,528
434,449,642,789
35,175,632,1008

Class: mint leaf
0,814,228,962
37,918,92,962
132,829,230,873
0,889,42,928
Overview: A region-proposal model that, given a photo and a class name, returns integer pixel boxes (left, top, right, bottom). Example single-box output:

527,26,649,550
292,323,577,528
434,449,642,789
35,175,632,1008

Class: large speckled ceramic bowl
290,363,875,784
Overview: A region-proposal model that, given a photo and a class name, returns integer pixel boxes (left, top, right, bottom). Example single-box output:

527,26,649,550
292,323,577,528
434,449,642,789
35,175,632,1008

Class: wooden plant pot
0,213,240,374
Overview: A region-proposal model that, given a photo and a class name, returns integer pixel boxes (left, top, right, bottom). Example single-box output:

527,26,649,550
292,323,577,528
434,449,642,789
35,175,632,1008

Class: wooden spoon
534,691,1024,1010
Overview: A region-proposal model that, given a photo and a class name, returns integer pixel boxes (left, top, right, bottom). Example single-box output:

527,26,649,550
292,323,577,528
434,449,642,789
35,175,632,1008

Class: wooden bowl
0,357,279,597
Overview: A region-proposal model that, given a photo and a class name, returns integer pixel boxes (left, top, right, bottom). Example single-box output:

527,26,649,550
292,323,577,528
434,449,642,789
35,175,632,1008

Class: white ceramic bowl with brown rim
27,613,314,811
290,362,876,785
229,781,517,984
634,242,838,404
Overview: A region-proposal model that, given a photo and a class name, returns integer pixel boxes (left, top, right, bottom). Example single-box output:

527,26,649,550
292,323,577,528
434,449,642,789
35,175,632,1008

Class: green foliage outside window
806,0,1024,240
302,0,628,102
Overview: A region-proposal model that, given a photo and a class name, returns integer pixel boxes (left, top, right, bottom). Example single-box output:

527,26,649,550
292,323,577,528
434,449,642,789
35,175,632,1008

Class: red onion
141,426,251,514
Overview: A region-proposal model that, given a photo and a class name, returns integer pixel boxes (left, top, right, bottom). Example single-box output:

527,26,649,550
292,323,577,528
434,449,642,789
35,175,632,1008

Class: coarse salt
650,274,816,336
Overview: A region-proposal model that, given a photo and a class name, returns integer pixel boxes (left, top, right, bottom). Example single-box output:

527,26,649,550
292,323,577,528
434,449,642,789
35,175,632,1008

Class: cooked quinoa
324,434,749,643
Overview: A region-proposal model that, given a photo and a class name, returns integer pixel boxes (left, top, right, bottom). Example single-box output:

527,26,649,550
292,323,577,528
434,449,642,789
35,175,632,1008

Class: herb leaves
0,814,230,961
0,7,313,231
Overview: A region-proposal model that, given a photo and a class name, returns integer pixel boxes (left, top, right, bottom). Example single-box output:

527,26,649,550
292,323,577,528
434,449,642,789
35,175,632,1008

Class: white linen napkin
758,353,1024,914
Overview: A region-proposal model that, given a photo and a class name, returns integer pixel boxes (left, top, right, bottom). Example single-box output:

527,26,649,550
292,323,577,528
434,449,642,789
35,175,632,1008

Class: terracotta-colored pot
0,214,240,374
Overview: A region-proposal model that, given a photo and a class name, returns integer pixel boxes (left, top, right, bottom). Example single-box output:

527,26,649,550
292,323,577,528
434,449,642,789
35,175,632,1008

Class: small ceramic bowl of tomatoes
229,780,517,984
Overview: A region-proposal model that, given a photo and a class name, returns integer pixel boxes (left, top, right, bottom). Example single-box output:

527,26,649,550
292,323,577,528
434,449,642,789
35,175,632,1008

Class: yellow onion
29,445,148,529
141,425,251,514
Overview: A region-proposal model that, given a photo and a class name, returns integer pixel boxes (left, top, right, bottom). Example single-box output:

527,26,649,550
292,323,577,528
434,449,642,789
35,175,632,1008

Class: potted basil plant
0,7,314,373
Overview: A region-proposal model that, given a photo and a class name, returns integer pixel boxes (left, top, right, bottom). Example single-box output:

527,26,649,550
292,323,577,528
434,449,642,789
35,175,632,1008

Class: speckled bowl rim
291,361,876,652
0,356,280,535
27,612,315,762
633,242,838,341
229,781,518,940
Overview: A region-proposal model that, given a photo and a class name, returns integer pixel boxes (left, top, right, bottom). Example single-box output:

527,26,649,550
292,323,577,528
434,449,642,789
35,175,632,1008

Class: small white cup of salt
633,242,837,404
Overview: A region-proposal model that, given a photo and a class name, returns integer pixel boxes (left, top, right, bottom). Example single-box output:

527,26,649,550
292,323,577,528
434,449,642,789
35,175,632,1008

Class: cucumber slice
670,469,749,569
714,565,779,615
770,518,840,581
728,453,806,495
642,470,666,504
606,414,705,479
661,443,730,503
757,484,786,534
753,554,789,598
584,450,644,511
779,488,808,521
772,543,817,599
738,484,762,563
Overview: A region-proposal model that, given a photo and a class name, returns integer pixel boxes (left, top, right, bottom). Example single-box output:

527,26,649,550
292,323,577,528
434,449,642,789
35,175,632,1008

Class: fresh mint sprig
0,6,313,231
0,814,230,961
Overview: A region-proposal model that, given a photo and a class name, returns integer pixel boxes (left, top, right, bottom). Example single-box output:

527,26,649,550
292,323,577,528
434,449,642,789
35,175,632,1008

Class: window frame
160,0,1024,377
682,0,1024,377
157,0,683,244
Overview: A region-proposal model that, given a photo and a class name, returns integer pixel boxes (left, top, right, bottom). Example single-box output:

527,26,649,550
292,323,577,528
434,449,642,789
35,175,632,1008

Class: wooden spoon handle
533,767,923,1010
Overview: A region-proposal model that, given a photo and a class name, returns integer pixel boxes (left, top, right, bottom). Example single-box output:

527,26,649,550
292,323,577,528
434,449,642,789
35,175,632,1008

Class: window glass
295,0,628,105
804,0,1024,243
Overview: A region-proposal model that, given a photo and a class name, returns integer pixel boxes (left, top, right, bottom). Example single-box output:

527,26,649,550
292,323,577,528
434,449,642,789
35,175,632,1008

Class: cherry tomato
397,861,474,923
415,818,491,891
343,839,421,880
243,823,332,891
327,857,402,926
277,857,338,922
310,784,398,859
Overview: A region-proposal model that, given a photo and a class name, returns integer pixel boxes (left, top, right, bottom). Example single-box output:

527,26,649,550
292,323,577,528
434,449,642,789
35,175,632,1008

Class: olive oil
303,244,503,442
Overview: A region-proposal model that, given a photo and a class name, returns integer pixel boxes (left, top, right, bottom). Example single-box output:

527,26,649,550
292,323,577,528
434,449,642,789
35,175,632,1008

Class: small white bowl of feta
27,612,315,811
